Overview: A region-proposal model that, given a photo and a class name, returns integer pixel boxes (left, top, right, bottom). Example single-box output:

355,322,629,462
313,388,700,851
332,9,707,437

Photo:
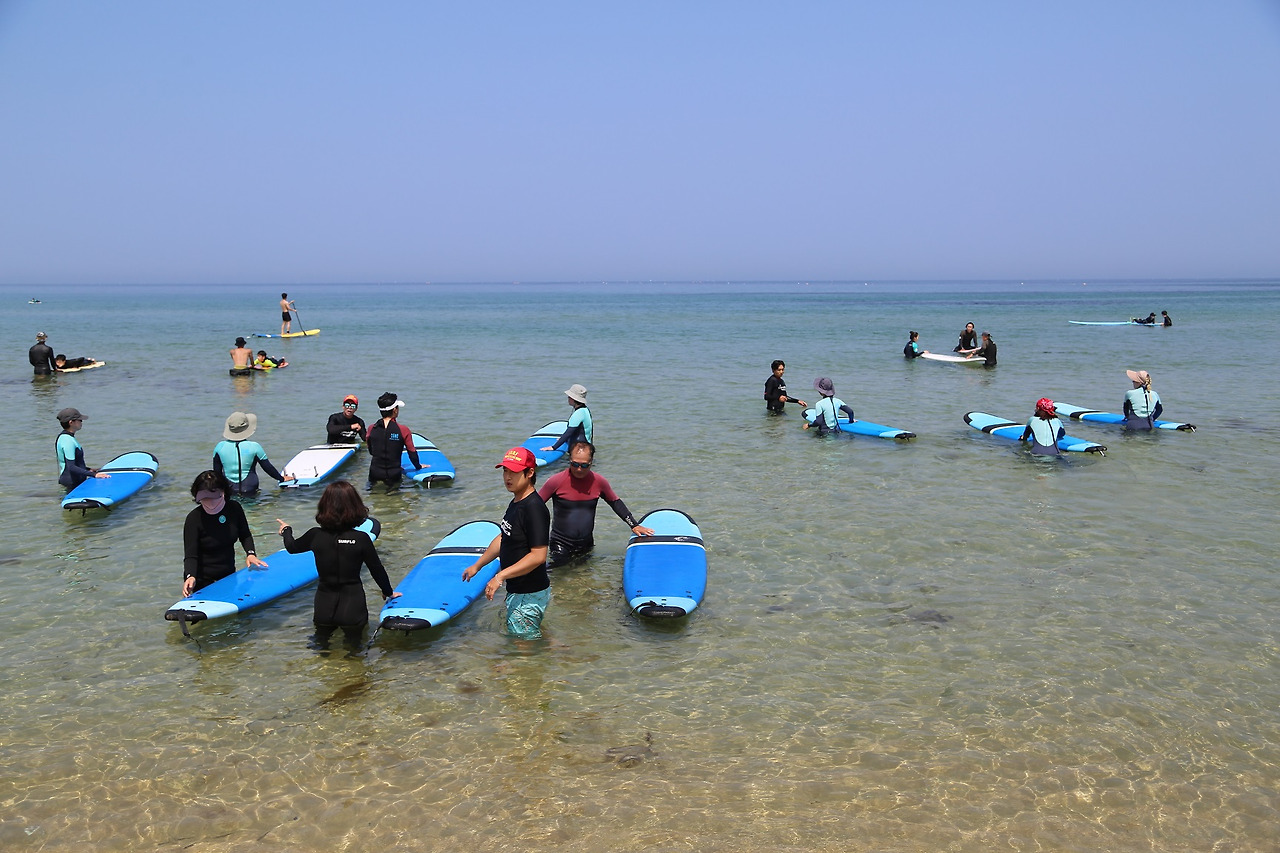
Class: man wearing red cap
325,395,366,444
462,447,552,639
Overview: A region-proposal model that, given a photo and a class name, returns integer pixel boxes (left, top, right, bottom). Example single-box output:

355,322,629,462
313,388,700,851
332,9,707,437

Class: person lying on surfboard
253,350,287,369
54,354,98,370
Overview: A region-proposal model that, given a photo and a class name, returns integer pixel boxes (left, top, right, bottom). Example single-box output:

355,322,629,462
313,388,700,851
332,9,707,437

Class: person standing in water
963,331,997,366
230,337,253,375
182,470,265,595
213,412,295,495
1122,369,1164,430
55,407,110,489
537,442,654,569
30,331,56,376
280,293,297,335
462,447,551,640
1161,311,1173,327
764,360,807,413
803,377,856,436
365,392,421,489
544,384,592,452
903,331,928,359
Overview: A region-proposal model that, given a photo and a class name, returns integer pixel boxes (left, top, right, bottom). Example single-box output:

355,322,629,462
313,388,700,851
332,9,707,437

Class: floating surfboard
57,361,105,373
1052,402,1196,432
1067,320,1161,327
378,520,500,632
802,408,915,440
61,451,158,511
280,443,359,487
402,433,456,485
164,517,380,629
919,352,988,365
254,329,320,338
623,509,707,618
964,412,1107,454
519,421,571,467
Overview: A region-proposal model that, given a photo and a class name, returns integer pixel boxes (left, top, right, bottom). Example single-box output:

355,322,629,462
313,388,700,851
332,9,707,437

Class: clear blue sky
2,1,1278,284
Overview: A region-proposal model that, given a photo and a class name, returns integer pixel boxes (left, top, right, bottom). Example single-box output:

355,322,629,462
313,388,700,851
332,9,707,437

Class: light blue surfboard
803,408,916,440
164,517,380,628
402,433,456,485
519,421,570,467
1052,402,1196,432
623,509,707,618
964,412,1107,454
280,443,359,487
378,520,500,632
1068,320,1162,327
61,451,158,511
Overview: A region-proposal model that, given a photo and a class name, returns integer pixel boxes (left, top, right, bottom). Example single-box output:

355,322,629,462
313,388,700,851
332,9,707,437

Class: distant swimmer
55,407,109,488
1132,312,1158,325
764,360,807,413
54,354,98,370
803,377,856,436
963,331,997,366
1122,369,1163,430
1161,310,1173,327
280,292,297,335
903,331,928,359
1020,398,1064,456
230,336,253,375
543,384,593,451
953,322,977,352
29,331,56,376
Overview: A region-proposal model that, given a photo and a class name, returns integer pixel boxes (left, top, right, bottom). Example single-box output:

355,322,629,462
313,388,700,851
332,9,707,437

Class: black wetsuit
499,493,551,594
366,418,418,486
29,342,55,375
764,374,800,413
58,357,94,369
974,340,997,366
282,523,391,634
183,501,257,592
953,330,977,352
326,412,366,444
537,469,639,568
903,341,924,358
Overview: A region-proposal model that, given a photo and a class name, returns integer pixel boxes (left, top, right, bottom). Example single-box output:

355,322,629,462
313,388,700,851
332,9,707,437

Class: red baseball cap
496,447,536,471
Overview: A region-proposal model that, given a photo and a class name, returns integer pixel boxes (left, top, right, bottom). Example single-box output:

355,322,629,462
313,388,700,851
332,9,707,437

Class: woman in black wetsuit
953,322,977,352
182,470,266,596
276,481,398,647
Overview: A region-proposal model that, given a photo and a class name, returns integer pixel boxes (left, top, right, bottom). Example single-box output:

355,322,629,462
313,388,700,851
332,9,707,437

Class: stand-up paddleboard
1052,402,1196,432
402,433,456,485
280,443,359,487
964,412,1107,454
164,518,379,629
802,408,915,441
61,451,158,511
254,329,320,338
378,520,500,632
919,352,988,366
623,509,707,618
57,361,106,373
1068,320,1161,327
519,421,571,467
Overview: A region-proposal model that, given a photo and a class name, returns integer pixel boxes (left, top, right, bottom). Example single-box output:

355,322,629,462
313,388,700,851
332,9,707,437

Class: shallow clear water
2,281,1277,851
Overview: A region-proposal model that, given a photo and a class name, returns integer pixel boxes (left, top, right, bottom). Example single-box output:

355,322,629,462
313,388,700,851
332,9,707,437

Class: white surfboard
920,352,987,365
280,443,358,487
57,361,106,373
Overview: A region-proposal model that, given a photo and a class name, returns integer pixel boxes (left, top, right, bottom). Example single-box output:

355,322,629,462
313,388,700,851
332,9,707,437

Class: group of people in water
172,383,648,645
27,331,98,375
1133,311,1173,326
902,322,997,365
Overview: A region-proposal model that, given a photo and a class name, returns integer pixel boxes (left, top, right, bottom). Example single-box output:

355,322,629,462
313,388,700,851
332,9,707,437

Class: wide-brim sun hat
565,384,588,405
223,411,258,439
813,377,836,397
1126,369,1151,386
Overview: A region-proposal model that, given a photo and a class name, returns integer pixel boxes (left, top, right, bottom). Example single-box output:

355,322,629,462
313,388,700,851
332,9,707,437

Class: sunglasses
343,403,357,409
569,461,592,470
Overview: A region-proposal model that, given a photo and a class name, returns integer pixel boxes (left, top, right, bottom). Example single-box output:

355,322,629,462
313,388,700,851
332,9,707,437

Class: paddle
293,308,310,336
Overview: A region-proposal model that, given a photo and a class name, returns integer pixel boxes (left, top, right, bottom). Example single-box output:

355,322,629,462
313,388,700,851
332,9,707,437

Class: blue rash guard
213,439,286,495
1020,417,1065,456
1123,388,1164,430
809,397,856,436
56,431,94,488
550,406,592,450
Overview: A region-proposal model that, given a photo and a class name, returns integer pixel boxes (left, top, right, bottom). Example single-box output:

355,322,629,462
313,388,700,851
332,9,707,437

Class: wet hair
569,441,596,460
281,292,288,299
257,350,267,357
190,469,232,500
908,331,918,341
55,354,67,362
771,359,785,371
315,481,368,530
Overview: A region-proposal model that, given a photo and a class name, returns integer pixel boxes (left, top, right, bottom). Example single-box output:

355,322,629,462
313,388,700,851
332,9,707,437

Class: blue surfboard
520,421,570,467
280,443,359,487
802,408,916,440
964,412,1107,454
402,433,456,485
623,509,707,618
164,517,380,628
378,520,500,632
61,451,158,511
1052,402,1196,432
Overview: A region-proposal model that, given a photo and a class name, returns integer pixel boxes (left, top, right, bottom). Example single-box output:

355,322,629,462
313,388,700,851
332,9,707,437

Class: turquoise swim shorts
505,588,550,639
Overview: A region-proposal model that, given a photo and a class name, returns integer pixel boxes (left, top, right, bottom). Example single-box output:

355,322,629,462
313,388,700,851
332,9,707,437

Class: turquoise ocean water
1,281,1277,851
